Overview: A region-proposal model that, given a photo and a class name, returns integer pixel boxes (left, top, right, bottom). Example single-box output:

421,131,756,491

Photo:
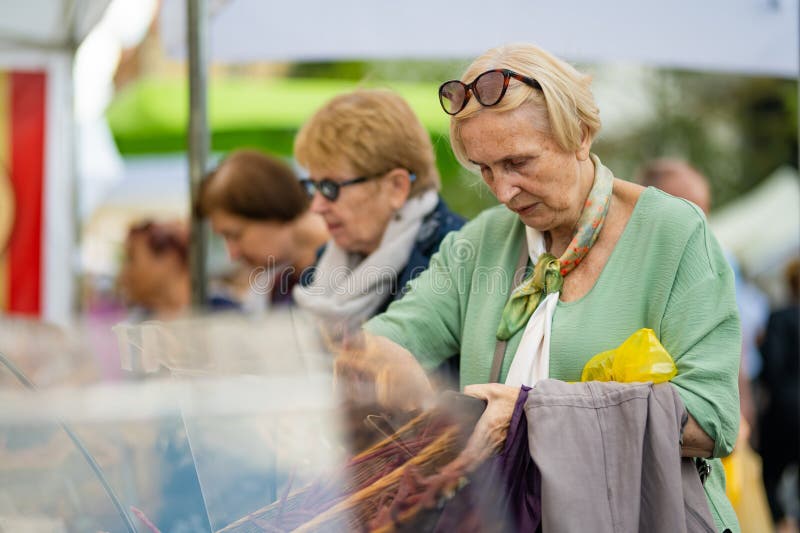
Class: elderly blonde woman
354,44,741,531
292,89,464,336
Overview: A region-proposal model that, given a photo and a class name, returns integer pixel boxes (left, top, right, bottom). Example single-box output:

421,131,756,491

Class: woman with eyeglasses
291,88,465,338
351,44,740,531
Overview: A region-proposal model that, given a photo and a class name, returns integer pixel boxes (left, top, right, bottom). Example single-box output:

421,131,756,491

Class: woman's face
119,234,177,307
209,209,293,268
306,162,409,255
459,103,592,233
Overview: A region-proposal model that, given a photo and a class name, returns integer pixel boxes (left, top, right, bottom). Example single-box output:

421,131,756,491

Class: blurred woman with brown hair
199,149,329,306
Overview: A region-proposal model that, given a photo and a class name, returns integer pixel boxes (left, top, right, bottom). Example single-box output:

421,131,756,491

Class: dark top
294,196,465,312
376,196,466,315
379,197,465,383
759,304,799,413
270,262,318,306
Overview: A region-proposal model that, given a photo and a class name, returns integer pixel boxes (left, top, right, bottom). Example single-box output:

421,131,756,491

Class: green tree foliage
594,70,797,209
294,61,798,211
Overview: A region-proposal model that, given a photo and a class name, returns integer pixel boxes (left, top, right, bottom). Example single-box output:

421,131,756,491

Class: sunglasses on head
300,171,416,202
438,68,542,116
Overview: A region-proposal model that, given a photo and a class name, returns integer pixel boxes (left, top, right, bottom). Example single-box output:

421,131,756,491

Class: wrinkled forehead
460,102,551,142
453,86,548,136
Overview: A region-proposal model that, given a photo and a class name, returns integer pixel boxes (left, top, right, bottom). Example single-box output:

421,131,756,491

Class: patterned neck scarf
496,156,614,340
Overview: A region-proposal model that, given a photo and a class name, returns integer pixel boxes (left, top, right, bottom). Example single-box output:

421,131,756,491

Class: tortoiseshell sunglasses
438,68,542,116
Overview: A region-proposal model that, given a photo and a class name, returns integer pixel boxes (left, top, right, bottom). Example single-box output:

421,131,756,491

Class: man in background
759,259,800,532
638,158,776,532
637,158,769,412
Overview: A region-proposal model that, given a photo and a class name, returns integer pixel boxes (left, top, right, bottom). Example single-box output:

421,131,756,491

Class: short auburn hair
198,149,308,222
293,88,440,197
128,220,188,267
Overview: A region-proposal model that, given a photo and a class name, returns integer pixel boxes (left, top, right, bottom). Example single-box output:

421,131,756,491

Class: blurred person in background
636,158,712,213
119,220,239,319
118,218,217,532
199,149,328,306
636,160,771,383
119,220,191,320
637,158,769,424
292,88,464,339
638,158,774,531
758,258,800,532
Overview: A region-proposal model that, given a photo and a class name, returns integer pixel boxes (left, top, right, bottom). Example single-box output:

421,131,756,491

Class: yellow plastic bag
581,328,678,383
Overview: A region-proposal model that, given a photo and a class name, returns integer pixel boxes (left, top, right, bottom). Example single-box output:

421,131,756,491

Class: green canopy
107,76,450,155
106,76,496,216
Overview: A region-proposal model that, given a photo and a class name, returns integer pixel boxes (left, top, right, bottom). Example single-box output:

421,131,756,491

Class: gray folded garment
525,380,717,533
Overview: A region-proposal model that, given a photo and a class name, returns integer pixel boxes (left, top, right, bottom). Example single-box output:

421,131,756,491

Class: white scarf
504,226,559,387
293,189,439,337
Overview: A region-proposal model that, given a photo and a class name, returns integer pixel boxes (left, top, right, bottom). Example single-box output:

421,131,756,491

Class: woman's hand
333,333,434,411
443,383,520,475
681,413,715,458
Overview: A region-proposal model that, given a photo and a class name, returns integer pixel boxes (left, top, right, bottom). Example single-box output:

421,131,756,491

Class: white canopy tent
161,0,799,78
710,167,800,302
0,0,109,51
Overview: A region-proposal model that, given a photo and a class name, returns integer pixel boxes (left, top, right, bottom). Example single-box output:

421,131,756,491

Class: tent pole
187,0,209,308
68,48,81,319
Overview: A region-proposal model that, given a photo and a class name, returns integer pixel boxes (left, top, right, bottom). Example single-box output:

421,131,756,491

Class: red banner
3,71,46,315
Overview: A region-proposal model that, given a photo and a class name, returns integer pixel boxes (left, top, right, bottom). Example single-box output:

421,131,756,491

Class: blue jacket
376,196,465,315
383,196,465,383
301,196,465,313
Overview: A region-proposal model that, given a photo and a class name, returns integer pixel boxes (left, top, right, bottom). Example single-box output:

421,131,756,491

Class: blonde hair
450,43,601,169
294,88,440,197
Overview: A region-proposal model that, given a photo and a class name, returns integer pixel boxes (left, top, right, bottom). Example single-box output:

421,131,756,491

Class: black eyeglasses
438,68,542,116
300,171,417,202
300,173,385,202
